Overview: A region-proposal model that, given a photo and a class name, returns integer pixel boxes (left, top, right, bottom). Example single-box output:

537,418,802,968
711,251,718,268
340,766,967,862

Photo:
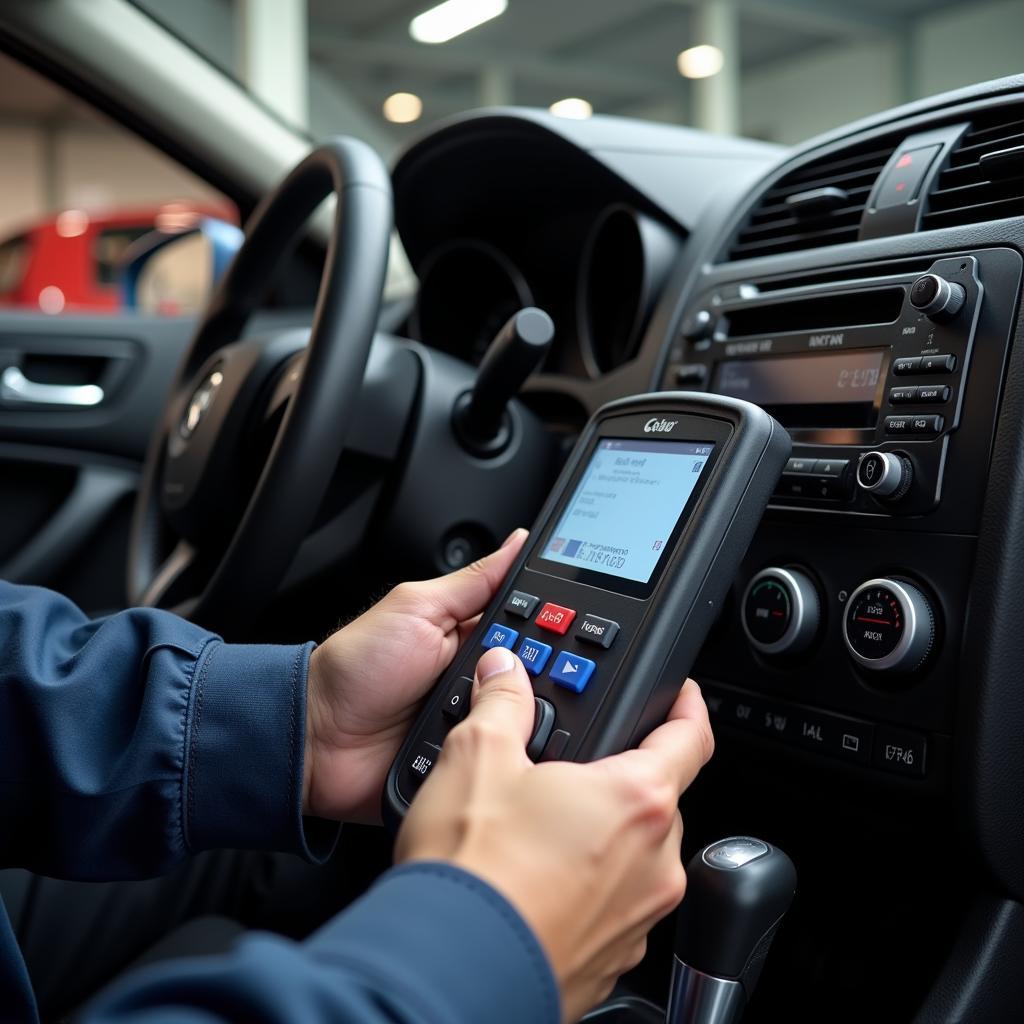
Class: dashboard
391,85,1024,1021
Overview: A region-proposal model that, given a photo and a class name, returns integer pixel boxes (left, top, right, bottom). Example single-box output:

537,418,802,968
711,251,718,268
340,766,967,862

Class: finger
415,529,528,627
635,680,715,793
462,646,536,749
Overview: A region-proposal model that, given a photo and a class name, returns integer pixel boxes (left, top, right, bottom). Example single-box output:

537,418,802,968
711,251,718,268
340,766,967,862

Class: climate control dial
843,578,935,673
742,567,820,656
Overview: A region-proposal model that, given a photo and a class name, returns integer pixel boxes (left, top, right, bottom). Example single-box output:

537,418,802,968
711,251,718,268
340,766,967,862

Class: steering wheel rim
128,137,392,634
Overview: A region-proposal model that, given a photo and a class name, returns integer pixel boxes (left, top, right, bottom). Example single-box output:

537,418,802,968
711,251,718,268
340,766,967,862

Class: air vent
728,139,896,260
922,105,1024,230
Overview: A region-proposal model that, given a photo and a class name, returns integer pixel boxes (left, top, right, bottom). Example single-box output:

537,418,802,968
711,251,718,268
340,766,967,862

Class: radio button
535,603,576,635
812,458,848,478
785,456,815,475
889,386,918,404
919,353,956,374
575,614,620,649
893,357,921,376
917,385,950,403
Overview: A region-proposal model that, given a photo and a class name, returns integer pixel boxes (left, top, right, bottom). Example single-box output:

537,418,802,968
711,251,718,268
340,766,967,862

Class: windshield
131,0,1022,149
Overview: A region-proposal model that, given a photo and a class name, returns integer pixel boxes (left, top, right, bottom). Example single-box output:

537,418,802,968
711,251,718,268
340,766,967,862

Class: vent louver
922,105,1024,230
728,139,896,260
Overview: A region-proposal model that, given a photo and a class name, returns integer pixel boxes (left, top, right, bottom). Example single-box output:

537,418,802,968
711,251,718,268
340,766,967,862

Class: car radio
662,254,986,515
384,392,790,825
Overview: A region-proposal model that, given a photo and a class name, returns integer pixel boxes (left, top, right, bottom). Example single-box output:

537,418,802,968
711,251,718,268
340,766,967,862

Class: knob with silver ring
741,567,820,656
843,577,935,673
857,451,911,499
909,273,965,322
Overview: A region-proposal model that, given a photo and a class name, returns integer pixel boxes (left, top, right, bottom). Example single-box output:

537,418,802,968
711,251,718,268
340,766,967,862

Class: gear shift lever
453,306,554,455
667,837,796,1024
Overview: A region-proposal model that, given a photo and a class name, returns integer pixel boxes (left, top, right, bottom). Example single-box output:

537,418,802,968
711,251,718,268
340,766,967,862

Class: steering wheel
127,138,392,634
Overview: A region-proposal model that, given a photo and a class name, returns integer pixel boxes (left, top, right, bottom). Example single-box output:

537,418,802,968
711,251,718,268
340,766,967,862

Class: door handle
0,366,104,407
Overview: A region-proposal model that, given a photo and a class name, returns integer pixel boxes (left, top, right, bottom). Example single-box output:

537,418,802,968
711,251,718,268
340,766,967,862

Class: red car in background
0,201,237,313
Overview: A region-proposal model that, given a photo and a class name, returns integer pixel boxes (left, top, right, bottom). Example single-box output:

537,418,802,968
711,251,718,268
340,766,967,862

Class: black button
575,613,619,649
810,477,840,500
794,709,830,750
730,695,762,732
702,689,731,720
527,698,556,762
778,475,813,499
812,458,848,478
539,728,571,762
398,740,442,801
674,363,708,385
873,727,926,778
504,590,540,619
893,357,921,376
916,385,950,403
754,704,797,742
890,386,918,404
874,145,940,210
857,452,888,489
919,353,956,374
885,416,913,435
909,415,944,435
827,716,874,765
785,457,815,474
441,676,472,723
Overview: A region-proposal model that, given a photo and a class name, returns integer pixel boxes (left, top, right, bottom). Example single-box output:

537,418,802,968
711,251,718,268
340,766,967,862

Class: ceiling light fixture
410,0,508,45
549,97,593,120
677,44,725,79
383,92,424,124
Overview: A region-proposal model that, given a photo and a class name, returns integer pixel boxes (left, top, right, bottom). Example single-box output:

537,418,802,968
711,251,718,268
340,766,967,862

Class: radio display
540,438,715,584
712,350,885,429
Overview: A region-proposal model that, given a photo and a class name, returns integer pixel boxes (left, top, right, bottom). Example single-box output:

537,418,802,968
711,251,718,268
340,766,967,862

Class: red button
535,602,576,635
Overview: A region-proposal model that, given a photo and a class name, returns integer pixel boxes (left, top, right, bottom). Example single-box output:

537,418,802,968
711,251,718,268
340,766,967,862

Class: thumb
465,647,537,751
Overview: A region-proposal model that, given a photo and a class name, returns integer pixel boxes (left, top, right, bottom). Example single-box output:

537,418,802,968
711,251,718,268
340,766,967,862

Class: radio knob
909,274,965,322
857,451,912,499
741,567,820,656
843,578,935,674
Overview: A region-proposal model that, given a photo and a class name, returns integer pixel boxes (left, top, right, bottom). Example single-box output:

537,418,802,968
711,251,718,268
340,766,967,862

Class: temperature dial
843,578,935,673
742,567,820,656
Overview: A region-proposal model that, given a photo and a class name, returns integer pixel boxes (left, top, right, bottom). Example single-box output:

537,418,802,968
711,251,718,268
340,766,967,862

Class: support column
238,0,309,129
691,0,740,136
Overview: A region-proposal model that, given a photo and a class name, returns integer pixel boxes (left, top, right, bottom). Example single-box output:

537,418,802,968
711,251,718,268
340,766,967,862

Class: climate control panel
741,567,820,657
842,578,936,675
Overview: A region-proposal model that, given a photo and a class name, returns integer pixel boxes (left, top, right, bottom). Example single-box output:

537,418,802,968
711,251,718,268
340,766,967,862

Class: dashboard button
919,353,956,373
873,727,926,778
906,414,943,435
674,363,708,386
778,475,813,499
916,385,950,403
482,623,519,650
516,636,553,675
504,590,540,618
550,651,596,693
889,386,918,404
441,676,472,723
885,415,913,435
812,458,848,478
575,614,619,649
681,308,715,342
536,602,576,635
785,456,815,474
829,717,874,765
794,709,830,750
893,357,921,376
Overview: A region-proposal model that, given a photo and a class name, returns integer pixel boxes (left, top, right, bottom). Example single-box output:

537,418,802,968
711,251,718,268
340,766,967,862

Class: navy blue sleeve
0,580,334,878
83,862,561,1024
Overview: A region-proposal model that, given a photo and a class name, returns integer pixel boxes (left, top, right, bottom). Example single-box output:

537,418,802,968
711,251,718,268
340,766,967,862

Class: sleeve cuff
306,861,561,1024
182,639,339,862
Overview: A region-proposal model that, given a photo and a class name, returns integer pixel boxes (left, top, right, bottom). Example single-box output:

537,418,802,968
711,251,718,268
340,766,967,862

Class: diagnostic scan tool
385,393,790,824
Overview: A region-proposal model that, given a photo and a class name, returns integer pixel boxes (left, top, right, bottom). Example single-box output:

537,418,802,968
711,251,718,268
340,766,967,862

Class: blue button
482,623,519,650
516,637,552,675
550,651,596,693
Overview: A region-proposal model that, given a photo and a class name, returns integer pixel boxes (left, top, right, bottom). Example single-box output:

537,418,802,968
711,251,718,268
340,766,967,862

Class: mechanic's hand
303,529,528,823
396,647,714,1024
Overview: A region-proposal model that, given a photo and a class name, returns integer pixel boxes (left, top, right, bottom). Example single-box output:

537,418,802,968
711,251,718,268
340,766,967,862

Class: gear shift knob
667,837,796,1024
453,306,554,455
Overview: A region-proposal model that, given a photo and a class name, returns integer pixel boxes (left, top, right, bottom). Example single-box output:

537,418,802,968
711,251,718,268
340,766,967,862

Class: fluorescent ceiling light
549,97,593,120
677,44,725,79
410,0,508,44
383,92,424,124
